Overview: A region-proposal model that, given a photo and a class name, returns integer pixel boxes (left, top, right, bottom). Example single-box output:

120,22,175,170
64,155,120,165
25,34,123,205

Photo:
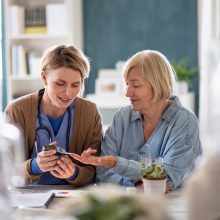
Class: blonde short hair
41,44,90,80
123,50,176,102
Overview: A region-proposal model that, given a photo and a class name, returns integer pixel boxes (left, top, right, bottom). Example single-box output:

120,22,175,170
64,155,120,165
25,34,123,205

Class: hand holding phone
43,144,71,156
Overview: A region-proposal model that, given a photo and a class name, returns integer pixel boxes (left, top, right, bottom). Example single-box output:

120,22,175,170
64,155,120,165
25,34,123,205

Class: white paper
11,191,55,208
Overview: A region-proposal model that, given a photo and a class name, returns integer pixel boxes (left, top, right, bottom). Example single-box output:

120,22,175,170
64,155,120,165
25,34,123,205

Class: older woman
5,44,102,186
72,50,202,190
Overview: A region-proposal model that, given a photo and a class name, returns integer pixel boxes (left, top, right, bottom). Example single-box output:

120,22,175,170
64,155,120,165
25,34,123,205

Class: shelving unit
4,0,83,103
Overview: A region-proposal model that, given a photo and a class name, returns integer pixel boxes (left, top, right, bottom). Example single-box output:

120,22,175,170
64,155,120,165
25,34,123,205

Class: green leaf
171,57,198,84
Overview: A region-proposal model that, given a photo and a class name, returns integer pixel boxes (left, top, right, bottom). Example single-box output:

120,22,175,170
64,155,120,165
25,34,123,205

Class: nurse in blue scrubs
5,45,102,186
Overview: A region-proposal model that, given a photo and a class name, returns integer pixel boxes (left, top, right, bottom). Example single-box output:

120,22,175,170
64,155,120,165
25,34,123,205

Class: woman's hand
36,149,58,172
50,156,76,179
71,148,117,168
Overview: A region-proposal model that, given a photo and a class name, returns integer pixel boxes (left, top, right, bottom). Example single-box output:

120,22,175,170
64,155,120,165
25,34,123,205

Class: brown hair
41,44,90,80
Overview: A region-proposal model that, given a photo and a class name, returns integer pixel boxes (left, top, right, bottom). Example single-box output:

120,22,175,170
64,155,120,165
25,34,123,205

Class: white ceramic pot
142,178,167,196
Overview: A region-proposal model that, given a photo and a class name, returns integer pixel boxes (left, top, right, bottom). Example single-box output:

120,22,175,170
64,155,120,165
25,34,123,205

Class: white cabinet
5,0,83,102
86,94,130,131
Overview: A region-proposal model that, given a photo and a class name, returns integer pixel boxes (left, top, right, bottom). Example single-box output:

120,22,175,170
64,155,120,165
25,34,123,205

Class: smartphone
42,144,71,156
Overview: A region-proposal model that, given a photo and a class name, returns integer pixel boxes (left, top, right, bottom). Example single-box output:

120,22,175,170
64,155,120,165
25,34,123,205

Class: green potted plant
172,57,197,94
141,157,167,196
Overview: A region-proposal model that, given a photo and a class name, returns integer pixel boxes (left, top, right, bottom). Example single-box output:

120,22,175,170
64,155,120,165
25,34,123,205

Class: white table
13,185,187,220
165,190,187,220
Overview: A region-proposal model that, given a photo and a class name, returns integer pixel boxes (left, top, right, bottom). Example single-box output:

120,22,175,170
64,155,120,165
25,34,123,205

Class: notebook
11,191,55,208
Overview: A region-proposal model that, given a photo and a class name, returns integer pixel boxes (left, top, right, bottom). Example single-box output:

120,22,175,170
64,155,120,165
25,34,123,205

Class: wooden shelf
10,34,70,40
10,75,42,81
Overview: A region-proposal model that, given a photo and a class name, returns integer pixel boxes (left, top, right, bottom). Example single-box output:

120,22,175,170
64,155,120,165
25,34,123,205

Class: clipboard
11,191,55,208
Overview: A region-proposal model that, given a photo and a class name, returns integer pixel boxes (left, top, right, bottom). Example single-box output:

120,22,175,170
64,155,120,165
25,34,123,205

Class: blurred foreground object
0,120,25,188
54,185,172,220
0,119,25,219
186,153,220,220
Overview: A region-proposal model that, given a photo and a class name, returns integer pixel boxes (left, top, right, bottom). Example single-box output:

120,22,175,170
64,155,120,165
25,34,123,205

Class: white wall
198,0,220,154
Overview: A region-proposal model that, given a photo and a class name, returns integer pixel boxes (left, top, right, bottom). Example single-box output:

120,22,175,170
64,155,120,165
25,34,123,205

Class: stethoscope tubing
35,89,71,153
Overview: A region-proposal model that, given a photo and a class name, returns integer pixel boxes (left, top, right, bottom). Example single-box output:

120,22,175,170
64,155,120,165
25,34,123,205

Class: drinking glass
142,156,163,165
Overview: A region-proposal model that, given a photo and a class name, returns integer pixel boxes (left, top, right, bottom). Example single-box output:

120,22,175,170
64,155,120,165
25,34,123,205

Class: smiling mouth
59,97,70,103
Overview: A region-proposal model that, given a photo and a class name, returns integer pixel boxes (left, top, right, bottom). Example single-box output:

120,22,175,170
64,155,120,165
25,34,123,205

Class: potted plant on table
141,157,167,196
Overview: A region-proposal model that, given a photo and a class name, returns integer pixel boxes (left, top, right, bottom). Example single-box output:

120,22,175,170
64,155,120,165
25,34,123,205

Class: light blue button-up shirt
96,96,202,190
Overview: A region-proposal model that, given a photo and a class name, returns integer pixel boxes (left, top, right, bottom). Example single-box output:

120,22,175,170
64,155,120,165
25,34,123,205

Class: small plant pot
142,178,167,196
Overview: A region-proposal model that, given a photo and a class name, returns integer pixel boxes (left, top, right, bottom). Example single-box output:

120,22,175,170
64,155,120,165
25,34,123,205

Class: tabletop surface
12,185,187,220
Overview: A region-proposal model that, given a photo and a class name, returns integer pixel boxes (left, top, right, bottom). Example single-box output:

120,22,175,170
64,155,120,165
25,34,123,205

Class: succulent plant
141,160,166,180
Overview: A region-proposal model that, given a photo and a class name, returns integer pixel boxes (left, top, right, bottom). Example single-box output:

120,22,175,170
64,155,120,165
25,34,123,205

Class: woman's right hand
36,150,58,172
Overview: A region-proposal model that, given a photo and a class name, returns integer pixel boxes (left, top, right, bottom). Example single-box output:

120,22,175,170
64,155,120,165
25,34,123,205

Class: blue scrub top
31,103,74,185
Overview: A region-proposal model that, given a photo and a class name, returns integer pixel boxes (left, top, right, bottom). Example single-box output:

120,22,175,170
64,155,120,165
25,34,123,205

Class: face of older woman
125,66,154,112
42,67,82,111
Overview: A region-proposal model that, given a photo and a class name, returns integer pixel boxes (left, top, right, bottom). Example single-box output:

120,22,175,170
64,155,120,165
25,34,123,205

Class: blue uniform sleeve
30,158,43,175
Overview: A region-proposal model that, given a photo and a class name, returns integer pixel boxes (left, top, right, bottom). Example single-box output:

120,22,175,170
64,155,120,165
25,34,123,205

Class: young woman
5,44,102,186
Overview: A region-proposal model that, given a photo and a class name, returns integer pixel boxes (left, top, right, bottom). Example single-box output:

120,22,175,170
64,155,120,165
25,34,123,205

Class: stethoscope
34,89,71,153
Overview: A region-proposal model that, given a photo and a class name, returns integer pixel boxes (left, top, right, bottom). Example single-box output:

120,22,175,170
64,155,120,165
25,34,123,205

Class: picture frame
95,77,124,96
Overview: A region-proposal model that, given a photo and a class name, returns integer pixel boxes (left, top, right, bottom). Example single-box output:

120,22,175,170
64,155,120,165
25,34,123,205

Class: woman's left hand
50,156,76,179
70,148,117,168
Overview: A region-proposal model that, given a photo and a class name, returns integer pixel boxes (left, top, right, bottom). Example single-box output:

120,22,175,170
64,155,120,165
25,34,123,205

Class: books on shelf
25,5,47,34
11,45,41,77
9,5,25,36
9,3,67,36
25,26,47,34
11,45,27,76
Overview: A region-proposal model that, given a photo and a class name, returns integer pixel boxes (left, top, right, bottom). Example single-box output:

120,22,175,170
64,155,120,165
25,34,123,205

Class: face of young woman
42,67,82,111
125,66,154,112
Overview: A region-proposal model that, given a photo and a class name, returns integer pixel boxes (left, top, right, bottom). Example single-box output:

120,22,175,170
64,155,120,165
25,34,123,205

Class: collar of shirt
161,96,182,123
129,95,182,124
